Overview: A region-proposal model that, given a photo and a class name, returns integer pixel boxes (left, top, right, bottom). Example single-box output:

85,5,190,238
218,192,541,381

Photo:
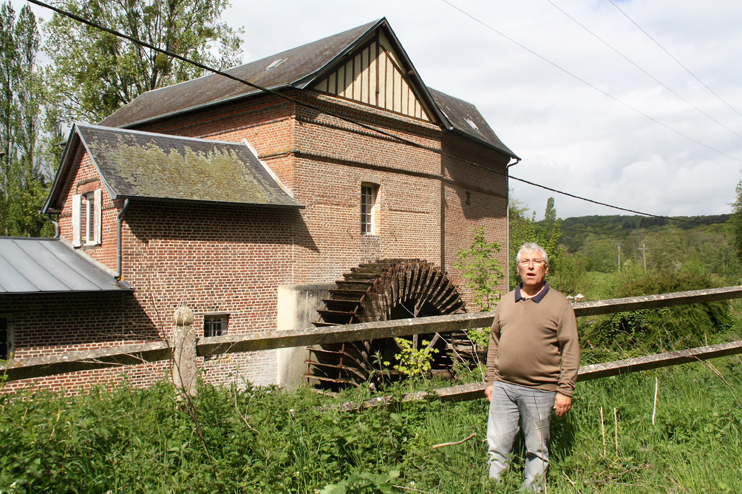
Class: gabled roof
0,237,132,294
99,19,518,160
43,124,302,213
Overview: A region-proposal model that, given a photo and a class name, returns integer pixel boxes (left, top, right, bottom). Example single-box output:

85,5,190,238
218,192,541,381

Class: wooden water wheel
305,259,477,390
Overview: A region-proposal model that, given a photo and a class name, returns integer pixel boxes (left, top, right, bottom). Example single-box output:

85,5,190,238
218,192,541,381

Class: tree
454,226,505,311
44,0,243,124
733,180,742,265
0,2,52,237
509,196,563,289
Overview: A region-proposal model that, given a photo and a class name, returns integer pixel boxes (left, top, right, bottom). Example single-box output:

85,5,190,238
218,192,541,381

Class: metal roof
45,124,303,210
0,237,133,294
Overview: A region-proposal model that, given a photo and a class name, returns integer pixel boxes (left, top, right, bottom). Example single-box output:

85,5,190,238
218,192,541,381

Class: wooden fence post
173,307,197,396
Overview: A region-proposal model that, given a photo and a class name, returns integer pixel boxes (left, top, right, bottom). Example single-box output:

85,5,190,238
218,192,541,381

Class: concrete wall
276,283,334,389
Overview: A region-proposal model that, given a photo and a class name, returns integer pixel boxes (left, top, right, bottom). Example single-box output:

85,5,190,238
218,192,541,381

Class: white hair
516,242,549,266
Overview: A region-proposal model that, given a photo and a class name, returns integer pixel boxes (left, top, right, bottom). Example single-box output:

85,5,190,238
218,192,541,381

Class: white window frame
361,183,379,235
72,189,102,247
203,314,229,338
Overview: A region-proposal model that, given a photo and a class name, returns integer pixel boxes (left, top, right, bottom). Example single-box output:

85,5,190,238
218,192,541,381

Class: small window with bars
361,184,378,235
204,314,229,338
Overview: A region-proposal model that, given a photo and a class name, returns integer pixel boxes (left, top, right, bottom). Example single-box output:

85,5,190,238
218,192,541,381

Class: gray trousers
487,380,556,491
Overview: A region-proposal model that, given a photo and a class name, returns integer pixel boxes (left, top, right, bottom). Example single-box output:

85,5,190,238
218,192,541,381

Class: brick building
1,18,518,392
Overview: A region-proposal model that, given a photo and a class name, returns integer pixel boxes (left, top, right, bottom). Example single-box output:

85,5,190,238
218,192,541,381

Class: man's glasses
518,259,546,267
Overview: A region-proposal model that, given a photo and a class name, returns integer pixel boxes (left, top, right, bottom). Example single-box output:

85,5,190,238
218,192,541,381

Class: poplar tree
0,2,50,237
44,0,243,124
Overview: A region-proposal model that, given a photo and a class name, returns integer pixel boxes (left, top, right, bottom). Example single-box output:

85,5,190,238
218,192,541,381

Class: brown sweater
485,284,580,397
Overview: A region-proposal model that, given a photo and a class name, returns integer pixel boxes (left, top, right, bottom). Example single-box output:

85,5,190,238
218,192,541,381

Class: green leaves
454,225,504,311
393,338,438,377
44,0,244,124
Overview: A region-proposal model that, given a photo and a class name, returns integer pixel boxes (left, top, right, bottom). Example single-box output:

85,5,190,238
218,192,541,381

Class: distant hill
553,214,738,279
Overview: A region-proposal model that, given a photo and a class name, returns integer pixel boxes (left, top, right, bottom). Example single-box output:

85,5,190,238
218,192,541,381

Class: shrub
582,265,732,355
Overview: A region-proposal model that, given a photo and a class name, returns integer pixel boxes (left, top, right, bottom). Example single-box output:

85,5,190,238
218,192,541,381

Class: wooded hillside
557,214,739,281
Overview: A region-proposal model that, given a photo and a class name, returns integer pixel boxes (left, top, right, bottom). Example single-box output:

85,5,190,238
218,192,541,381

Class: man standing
485,242,580,490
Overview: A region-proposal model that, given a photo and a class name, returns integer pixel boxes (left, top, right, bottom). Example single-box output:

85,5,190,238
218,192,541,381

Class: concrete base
276,283,334,389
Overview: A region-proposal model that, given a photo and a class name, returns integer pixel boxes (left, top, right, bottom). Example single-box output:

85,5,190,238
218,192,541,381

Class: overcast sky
19,0,742,220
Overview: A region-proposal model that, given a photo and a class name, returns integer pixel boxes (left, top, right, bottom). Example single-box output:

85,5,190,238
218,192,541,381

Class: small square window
204,314,229,338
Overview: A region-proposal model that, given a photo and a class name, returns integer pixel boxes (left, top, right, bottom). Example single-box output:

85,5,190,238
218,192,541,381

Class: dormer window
266,58,286,70
72,189,102,247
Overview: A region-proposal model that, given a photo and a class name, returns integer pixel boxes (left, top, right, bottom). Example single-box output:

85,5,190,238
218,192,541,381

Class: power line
608,0,742,122
440,0,742,163
546,0,742,140
28,0,738,228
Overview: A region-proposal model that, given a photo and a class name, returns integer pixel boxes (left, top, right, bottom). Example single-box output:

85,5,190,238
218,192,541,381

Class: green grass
1,357,741,493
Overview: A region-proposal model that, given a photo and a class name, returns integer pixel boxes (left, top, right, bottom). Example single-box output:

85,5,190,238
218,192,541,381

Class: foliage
393,338,438,377
1,359,742,492
559,213,741,282
320,469,400,494
0,2,54,237
549,251,592,296
582,265,732,356
509,196,563,289
733,180,742,266
44,0,243,124
454,226,504,311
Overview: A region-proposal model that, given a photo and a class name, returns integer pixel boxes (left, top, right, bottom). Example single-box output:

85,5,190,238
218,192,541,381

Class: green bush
582,265,732,355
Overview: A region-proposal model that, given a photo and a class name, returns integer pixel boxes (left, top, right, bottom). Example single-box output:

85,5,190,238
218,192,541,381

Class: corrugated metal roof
429,88,519,159
100,20,380,129
74,124,302,208
0,237,133,294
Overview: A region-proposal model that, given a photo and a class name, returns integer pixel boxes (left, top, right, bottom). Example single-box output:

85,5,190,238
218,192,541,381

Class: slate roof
100,20,380,129
99,19,518,160
429,88,517,158
0,237,132,294
43,124,302,212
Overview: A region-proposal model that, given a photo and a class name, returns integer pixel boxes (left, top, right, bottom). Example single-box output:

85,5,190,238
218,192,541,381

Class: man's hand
554,393,572,418
485,384,493,402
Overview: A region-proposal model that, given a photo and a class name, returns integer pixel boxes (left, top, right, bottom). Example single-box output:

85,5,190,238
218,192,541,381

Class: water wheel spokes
305,259,469,390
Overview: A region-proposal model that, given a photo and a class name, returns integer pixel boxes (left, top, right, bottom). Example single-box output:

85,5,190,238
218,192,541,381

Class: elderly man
484,242,580,490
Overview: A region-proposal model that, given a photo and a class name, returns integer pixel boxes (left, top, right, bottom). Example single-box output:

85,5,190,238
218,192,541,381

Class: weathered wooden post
173,307,197,396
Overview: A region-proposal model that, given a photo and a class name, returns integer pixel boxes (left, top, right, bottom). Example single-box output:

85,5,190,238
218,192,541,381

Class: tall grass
1,357,741,493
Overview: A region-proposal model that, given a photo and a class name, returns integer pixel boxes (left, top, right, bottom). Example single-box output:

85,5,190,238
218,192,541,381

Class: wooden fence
3,286,742,400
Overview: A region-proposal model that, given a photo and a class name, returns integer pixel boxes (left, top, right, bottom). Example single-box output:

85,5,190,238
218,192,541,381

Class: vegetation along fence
3,286,742,404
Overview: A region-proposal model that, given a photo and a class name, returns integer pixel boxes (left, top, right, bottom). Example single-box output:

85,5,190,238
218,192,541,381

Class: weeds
1,360,741,493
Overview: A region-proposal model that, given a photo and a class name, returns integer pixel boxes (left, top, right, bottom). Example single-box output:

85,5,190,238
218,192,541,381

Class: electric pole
617,244,622,272
637,242,648,272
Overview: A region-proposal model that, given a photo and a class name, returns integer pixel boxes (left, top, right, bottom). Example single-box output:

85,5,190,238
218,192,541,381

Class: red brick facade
6,55,512,394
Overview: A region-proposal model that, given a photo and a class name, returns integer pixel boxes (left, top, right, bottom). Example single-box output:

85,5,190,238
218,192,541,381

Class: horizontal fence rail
3,286,742,383
347,340,742,409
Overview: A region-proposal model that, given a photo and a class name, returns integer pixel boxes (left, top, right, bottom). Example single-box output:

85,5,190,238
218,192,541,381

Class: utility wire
547,0,742,140
608,0,742,121
440,0,742,163
28,0,737,227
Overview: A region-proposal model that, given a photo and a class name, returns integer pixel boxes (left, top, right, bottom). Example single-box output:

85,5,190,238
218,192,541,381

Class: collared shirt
514,281,550,303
